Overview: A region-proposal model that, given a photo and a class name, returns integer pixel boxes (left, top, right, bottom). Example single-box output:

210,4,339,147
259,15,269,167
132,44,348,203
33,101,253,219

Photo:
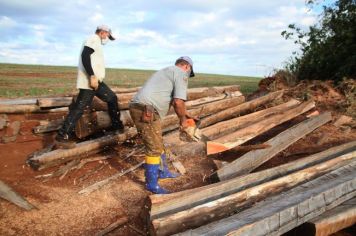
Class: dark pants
58,82,122,138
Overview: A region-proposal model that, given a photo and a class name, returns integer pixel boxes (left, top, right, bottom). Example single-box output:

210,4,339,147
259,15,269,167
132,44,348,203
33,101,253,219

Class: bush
282,0,356,82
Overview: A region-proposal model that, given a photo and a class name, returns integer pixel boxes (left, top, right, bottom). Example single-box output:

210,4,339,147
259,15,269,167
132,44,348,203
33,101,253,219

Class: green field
0,63,261,98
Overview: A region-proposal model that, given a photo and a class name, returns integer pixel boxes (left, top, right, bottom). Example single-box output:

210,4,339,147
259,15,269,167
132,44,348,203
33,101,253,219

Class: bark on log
206,100,315,155
199,90,284,128
0,98,37,105
0,105,68,114
149,141,356,221
150,152,356,236
0,180,36,210
27,127,138,170
36,86,241,109
161,96,245,132
75,110,133,138
217,111,332,181
163,99,300,157
296,198,356,236
183,161,356,236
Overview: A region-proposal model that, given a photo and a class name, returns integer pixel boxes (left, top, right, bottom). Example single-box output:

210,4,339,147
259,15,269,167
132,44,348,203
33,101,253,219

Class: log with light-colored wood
163,99,300,151
199,90,284,128
150,152,356,236
217,111,332,181
206,100,315,155
149,141,356,222
180,161,356,236
0,104,68,114
27,127,138,170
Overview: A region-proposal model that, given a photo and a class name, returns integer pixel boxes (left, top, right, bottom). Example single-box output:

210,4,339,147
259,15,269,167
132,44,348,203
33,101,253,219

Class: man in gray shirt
129,56,195,194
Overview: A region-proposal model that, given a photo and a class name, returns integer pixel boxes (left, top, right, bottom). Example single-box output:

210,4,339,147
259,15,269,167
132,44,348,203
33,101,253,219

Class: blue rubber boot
145,156,169,194
159,153,180,179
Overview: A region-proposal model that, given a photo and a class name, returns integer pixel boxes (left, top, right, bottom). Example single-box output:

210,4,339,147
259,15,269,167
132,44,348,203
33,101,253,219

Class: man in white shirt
55,25,124,149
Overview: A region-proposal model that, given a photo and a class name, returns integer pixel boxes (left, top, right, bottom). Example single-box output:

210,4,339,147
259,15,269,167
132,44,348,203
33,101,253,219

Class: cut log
0,180,36,210
199,90,284,128
202,99,300,139
111,87,141,94
0,105,68,114
163,99,300,157
75,110,133,138
150,152,356,235
217,111,332,181
37,97,73,108
27,127,138,170
295,197,356,236
186,85,240,100
149,141,356,221
206,100,315,155
0,98,37,105
183,161,356,236
161,96,245,132
167,91,243,115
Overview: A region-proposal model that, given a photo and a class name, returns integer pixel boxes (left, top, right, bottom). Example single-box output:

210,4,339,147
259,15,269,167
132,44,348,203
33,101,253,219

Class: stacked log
148,141,356,235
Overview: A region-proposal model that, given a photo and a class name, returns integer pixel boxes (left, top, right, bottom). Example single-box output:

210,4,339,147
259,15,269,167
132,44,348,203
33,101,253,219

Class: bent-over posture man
129,56,196,194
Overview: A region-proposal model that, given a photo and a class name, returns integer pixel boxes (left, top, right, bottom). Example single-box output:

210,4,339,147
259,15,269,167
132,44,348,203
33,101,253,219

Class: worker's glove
179,119,202,142
90,75,99,90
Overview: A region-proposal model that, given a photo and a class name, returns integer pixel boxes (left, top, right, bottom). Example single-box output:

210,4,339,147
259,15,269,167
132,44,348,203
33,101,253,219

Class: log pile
144,90,356,235
2,83,355,235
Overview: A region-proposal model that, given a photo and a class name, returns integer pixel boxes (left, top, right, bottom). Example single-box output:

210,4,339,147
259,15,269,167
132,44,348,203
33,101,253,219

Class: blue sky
0,0,331,76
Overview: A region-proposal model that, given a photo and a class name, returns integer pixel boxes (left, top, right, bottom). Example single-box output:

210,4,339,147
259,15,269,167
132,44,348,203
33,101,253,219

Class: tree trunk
217,111,332,180
27,127,138,170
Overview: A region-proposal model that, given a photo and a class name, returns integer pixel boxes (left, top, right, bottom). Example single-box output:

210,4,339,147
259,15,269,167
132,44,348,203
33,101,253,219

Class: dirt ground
1,76,356,235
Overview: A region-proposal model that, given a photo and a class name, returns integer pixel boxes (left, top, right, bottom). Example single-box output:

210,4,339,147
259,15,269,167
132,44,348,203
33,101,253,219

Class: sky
0,0,330,77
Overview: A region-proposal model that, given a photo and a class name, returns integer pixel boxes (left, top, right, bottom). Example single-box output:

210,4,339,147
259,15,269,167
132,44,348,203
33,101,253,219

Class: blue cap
176,56,195,77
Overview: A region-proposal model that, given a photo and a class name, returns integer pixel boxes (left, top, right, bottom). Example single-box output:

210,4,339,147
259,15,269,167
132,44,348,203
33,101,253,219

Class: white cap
96,25,115,40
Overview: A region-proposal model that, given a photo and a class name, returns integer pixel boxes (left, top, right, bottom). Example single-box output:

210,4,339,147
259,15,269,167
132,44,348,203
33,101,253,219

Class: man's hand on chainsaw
90,75,99,90
179,118,202,142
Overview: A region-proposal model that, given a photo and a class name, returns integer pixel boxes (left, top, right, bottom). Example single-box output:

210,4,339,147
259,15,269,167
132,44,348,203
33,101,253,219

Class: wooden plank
206,100,315,155
181,161,356,236
0,180,36,210
27,127,138,170
199,90,284,128
217,112,332,181
150,152,356,236
149,141,356,221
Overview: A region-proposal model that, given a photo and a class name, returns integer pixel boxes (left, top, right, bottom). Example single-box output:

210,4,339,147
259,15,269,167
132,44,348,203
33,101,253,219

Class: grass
0,63,262,98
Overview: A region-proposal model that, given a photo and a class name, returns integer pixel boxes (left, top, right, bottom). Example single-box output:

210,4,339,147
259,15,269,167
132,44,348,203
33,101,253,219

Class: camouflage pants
129,104,164,156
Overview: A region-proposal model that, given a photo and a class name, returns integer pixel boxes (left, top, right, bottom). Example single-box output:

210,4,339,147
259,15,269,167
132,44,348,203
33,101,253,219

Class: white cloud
0,0,321,76
0,16,17,28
